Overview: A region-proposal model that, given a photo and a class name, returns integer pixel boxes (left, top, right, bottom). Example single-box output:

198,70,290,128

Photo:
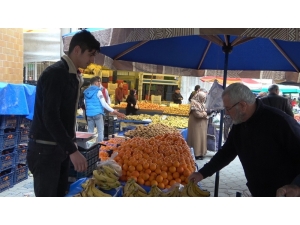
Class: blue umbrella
63,28,300,196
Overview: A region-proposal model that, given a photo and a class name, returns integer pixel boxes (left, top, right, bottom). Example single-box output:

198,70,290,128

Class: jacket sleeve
198,130,238,178
191,110,207,119
284,99,294,117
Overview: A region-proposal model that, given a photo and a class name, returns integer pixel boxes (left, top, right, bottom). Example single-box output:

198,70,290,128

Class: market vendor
172,87,183,104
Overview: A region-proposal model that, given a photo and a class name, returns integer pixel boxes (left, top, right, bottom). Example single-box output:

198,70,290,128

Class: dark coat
260,93,294,117
29,57,80,155
198,99,300,197
126,94,138,115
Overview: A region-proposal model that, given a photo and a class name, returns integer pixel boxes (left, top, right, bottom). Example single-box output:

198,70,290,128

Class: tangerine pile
99,137,126,160
113,133,196,189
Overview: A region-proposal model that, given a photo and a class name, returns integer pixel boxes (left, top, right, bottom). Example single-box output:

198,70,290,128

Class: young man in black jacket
27,30,101,197
189,83,300,197
172,87,183,104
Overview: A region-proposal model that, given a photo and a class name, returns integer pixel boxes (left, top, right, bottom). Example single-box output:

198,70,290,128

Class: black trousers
27,140,70,197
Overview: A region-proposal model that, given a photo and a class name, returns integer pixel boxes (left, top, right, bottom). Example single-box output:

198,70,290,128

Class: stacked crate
104,116,114,139
0,115,19,193
14,116,31,185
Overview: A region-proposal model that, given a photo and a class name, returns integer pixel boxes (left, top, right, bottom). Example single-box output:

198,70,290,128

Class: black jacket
29,56,81,155
260,93,294,117
125,95,138,115
198,99,300,197
172,92,183,104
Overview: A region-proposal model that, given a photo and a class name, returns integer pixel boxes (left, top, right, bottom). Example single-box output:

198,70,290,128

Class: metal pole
214,35,232,197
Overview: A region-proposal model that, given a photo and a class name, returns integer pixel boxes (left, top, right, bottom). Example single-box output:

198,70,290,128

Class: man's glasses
225,101,240,112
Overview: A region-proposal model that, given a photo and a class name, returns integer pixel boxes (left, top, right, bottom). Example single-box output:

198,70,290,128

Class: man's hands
69,150,88,172
276,184,300,197
188,172,204,184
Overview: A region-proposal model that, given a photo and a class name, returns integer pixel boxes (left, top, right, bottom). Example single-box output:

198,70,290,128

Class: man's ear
73,46,82,55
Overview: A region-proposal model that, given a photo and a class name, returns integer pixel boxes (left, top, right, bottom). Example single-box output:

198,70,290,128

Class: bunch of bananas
76,178,112,197
148,185,163,197
160,185,181,197
123,178,148,197
93,165,121,190
180,181,210,197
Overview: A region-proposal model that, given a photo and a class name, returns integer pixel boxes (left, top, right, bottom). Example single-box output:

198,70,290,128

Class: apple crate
0,115,18,130
15,144,28,164
17,128,29,144
0,149,15,172
0,132,18,150
0,168,14,193
14,164,28,185
17,116,32,130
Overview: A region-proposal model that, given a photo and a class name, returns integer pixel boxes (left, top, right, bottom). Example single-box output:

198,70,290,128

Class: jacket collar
62,55,77,74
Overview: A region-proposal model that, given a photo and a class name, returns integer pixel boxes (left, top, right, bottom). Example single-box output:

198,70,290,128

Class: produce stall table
113,107,164,116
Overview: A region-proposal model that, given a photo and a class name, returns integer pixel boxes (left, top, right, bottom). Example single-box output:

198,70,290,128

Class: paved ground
0,150,250,197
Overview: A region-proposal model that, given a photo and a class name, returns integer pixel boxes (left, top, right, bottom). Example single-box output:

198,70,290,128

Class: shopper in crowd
84,76,125,142
291,98,297,107
260,84,294,117
115,82,125,105
27,30,100,197
187,91,208,160
172,87,183,104
256,91,267,99
188,85,200,102
276,174,300,197
189,83,300,197
125,89,139,115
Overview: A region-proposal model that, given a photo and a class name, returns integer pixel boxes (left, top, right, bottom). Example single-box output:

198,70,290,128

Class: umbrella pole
214,36,232,197
147,73,153,102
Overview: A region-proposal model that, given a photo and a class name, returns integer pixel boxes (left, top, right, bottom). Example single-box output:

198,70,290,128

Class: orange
175,178,182,183
176,166,184,174
128,176,137,182
155,168,162,175
145,169,152,174
158,182,165,189
142,173,150,181
163,179,169,186
169,180,176,186
180,175,186,182
143,162,150,169
150,172,157,178
128,165,136,172
126,171,131,177
173,161,180,168
165,185,171,189
136,164,143,171
137,177,145,185
145,180,151,186
172,172,180,179
169,166,176,173
151,180,158,186
122,163,129,171
167,173,173,181
161,165,168,171
156,175,163,183
131,171,140,178
183,169,191,177
160,171,168,179
149,163,157,171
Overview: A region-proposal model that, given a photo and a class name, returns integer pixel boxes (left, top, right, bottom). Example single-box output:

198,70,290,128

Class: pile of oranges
112,133,196,189
99,137,126,160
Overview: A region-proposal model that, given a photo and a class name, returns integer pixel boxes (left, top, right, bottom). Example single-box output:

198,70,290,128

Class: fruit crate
0,149,15,172
104,116,115,122
15,144,28,164
17,116,32,130
68,144,100,182
13,164,28,185
0,115,18,130
0,131,18,150
0,168,14,193
17,128,29,144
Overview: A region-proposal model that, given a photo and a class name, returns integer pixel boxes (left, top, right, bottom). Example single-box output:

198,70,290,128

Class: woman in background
187,91,208,160
126,89,138,115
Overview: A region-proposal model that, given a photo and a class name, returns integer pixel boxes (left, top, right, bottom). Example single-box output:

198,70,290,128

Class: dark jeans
27,140,70,197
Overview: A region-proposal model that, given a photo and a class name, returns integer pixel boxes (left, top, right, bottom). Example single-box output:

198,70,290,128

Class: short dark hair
268,84,279,93
90,76,100,85
175,87,180,91
194,85,200,91
68,30,101,54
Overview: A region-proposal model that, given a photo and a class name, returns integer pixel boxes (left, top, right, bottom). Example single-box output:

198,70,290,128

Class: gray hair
199,88,207,93
222,83,256,104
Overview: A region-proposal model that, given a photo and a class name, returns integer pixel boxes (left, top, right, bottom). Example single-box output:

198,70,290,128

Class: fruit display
124,123,180,138
76,178,112,197
92,164,121,190
163,104,190,116
99,138,126,160
123,178,148,197
112,133,196,188
180,180,210,197
125,114,188,128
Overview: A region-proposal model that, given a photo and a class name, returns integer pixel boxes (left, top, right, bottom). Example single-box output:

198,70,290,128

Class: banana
102,166,119,180
135,190,148,197
180,184,189,197
93,170,117,183
81,190,88,197
191,182,210,197
187,182,197,197
133,182,147,194
91,185,112,197
172,186,181,197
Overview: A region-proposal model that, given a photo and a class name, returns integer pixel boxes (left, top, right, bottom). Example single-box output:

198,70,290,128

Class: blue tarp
0,82,36,119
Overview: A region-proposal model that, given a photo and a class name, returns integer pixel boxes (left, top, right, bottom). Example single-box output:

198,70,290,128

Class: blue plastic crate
0,150,15,172
17,116,32,130
15,144,28,164
0,132,18,150
17,128,29,144
13,164,28,185
0,168,14,193
0,115,18,130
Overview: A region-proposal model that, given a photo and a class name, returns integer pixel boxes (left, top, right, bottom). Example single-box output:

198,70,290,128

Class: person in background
188,85,200,102
84,76,125,142
260,84,294,117
291,98,297,107
27,30,99,197
256,91,267,99
115,82,125,105
125,89,138,115
188,83,300,197
276,174,300,197
187,91,208,160
172,87,183,104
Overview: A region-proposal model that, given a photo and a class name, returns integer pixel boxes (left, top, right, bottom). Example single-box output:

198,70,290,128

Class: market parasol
63,28,300,196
